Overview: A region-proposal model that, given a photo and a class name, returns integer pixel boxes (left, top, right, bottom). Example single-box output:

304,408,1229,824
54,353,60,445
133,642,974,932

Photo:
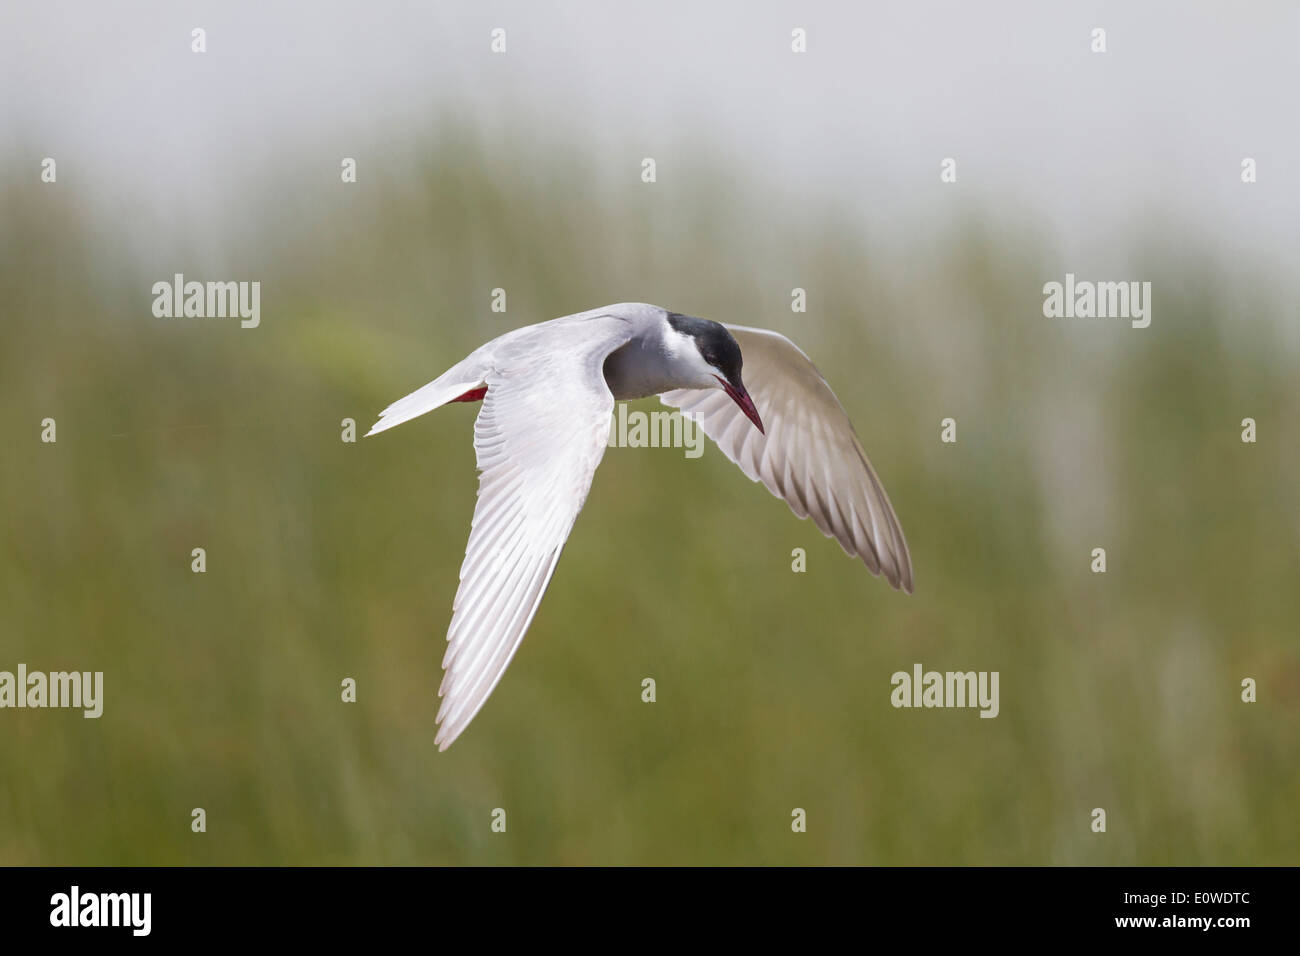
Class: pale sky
3,1,1296,272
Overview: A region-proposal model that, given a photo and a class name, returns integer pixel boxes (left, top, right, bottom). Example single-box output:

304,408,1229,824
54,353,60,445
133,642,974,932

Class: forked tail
365,359,486,437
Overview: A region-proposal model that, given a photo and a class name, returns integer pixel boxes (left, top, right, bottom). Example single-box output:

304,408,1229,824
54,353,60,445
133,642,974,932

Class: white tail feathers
366,376,485,437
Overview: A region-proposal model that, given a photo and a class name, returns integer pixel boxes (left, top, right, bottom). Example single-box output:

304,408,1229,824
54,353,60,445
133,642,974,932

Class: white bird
367,303,912,749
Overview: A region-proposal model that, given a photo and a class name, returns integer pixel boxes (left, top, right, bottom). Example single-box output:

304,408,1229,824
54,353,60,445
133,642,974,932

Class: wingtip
892,562,915,595
897,555,915,594
885,573,914,595
434,722,459,752
863,549,914,595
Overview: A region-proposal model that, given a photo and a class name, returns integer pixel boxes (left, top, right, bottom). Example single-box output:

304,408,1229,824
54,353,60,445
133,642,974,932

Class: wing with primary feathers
434,316,634,749
661,324,913,593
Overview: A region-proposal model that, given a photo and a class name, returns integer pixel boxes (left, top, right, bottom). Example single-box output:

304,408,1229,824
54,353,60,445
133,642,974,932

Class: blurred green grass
1,130,1296,864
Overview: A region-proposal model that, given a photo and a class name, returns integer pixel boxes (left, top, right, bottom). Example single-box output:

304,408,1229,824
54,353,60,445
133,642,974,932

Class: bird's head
666,311,764,434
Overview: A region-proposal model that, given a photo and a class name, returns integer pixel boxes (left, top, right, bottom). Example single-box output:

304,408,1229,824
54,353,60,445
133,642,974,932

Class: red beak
716,376,765,434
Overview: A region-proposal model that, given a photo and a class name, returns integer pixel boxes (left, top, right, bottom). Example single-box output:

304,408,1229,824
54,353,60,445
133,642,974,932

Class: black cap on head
666,312,744,388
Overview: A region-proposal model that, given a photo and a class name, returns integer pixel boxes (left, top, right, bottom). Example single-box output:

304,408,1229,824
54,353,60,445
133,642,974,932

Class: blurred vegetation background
0,123,1296,865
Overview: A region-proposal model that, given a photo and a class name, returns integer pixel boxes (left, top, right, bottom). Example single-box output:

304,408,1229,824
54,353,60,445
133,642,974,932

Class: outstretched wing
661,324,912,592
435,317,634,749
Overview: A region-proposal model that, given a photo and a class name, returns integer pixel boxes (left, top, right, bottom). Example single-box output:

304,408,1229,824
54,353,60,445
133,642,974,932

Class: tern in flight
368,303,912,749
